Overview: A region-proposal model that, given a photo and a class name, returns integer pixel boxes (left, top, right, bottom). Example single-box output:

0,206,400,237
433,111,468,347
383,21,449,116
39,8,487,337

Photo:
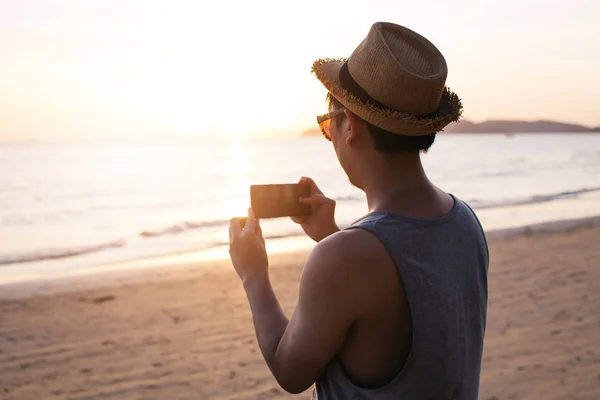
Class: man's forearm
243,274,289,376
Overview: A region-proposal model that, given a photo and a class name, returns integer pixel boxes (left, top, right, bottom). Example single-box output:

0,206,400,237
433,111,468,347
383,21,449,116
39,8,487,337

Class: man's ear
344,109,366,147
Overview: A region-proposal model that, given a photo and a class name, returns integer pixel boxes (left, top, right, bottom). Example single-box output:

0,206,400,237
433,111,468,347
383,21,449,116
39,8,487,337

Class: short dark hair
326,93,436,154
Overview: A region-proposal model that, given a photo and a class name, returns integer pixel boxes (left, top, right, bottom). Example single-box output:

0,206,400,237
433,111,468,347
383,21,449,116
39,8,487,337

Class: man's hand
291,177,339,242
229,208,268,283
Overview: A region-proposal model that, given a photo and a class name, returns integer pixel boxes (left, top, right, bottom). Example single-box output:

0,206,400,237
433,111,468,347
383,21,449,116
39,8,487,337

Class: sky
0,0,599,141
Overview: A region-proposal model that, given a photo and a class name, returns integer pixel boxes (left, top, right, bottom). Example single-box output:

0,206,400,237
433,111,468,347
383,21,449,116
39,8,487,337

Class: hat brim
312,58,463,136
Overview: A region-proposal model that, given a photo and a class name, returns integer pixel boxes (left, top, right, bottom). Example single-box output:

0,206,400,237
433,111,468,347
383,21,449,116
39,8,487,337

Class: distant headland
301,120,600,136
443,120,600,134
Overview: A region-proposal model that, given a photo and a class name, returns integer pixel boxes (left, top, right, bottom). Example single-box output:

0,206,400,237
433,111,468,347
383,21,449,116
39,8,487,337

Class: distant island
302,120,600,136
443,120,600,134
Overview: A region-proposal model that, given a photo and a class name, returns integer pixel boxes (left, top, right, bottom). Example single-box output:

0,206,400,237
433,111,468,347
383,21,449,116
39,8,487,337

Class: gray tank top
314,195,489,400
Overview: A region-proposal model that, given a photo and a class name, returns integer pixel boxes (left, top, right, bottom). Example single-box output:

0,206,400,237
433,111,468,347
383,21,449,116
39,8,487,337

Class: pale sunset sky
0,0,598,142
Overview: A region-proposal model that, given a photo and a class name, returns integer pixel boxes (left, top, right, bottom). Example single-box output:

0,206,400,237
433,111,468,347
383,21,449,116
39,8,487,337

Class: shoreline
2,189,599,286
485,214,600,239
1,214,600,300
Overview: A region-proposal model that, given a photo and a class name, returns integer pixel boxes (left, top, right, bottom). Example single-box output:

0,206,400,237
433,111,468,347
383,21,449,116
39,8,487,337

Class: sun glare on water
217,139,252,221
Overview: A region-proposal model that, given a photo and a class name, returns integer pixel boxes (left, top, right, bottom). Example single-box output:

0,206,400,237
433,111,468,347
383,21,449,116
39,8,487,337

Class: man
229,22,489,399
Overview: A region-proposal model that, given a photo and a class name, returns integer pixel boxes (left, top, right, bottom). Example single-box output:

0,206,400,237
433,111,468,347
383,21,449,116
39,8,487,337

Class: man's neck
361,153,440,216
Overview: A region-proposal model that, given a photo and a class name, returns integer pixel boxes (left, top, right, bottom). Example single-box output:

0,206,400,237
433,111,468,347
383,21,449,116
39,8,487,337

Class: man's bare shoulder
300,228,393,310
315,228,387,266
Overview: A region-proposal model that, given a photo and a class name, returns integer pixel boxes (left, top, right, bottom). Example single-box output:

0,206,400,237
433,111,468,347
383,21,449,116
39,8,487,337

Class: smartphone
250,183,312,219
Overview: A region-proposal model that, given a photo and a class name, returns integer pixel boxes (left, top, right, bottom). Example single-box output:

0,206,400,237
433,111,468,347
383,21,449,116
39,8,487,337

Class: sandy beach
1,219,600,400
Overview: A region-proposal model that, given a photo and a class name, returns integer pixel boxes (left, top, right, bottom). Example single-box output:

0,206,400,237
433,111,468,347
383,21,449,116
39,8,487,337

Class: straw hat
312,22,463,136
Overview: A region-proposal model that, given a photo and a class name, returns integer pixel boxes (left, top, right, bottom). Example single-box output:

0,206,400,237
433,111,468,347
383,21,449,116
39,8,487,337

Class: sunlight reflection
215,139,252,241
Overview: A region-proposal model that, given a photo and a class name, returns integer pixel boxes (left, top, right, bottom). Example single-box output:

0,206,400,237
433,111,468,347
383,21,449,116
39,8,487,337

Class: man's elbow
278,381,311,395
274,374,314,394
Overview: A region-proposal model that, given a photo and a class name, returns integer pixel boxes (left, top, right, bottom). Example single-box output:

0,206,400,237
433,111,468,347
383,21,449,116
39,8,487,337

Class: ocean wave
470,186,600,210
0,239,127,266
140,219,230,238
206,231,306,248
4,186,598,267
333,195,365,202
480,168,525,178
139,187,600,239
139,217,308,242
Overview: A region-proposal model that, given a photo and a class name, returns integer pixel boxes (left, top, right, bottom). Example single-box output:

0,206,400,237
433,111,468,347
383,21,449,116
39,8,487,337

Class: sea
1,134,600,284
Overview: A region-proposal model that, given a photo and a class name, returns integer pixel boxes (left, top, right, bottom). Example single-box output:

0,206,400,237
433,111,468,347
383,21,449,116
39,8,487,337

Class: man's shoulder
299,228,397,318
316,228,386,262
304,228,391,285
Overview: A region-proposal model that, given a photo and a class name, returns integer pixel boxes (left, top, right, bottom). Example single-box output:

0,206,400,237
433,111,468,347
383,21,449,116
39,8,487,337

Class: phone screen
250,183,312,219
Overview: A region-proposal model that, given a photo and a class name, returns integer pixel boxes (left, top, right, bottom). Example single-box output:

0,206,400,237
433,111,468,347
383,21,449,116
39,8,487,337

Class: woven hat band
339,61,439,120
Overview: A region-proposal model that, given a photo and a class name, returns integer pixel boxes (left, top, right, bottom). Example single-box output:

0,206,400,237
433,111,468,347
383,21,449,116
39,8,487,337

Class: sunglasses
316,108,346,141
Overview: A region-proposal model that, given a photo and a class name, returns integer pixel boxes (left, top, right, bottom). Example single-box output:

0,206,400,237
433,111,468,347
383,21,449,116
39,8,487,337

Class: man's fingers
299,176,323,195
229,218,242,242
299,194,333,205
255,216,263,236
245,208,257,234
290,215,308,224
